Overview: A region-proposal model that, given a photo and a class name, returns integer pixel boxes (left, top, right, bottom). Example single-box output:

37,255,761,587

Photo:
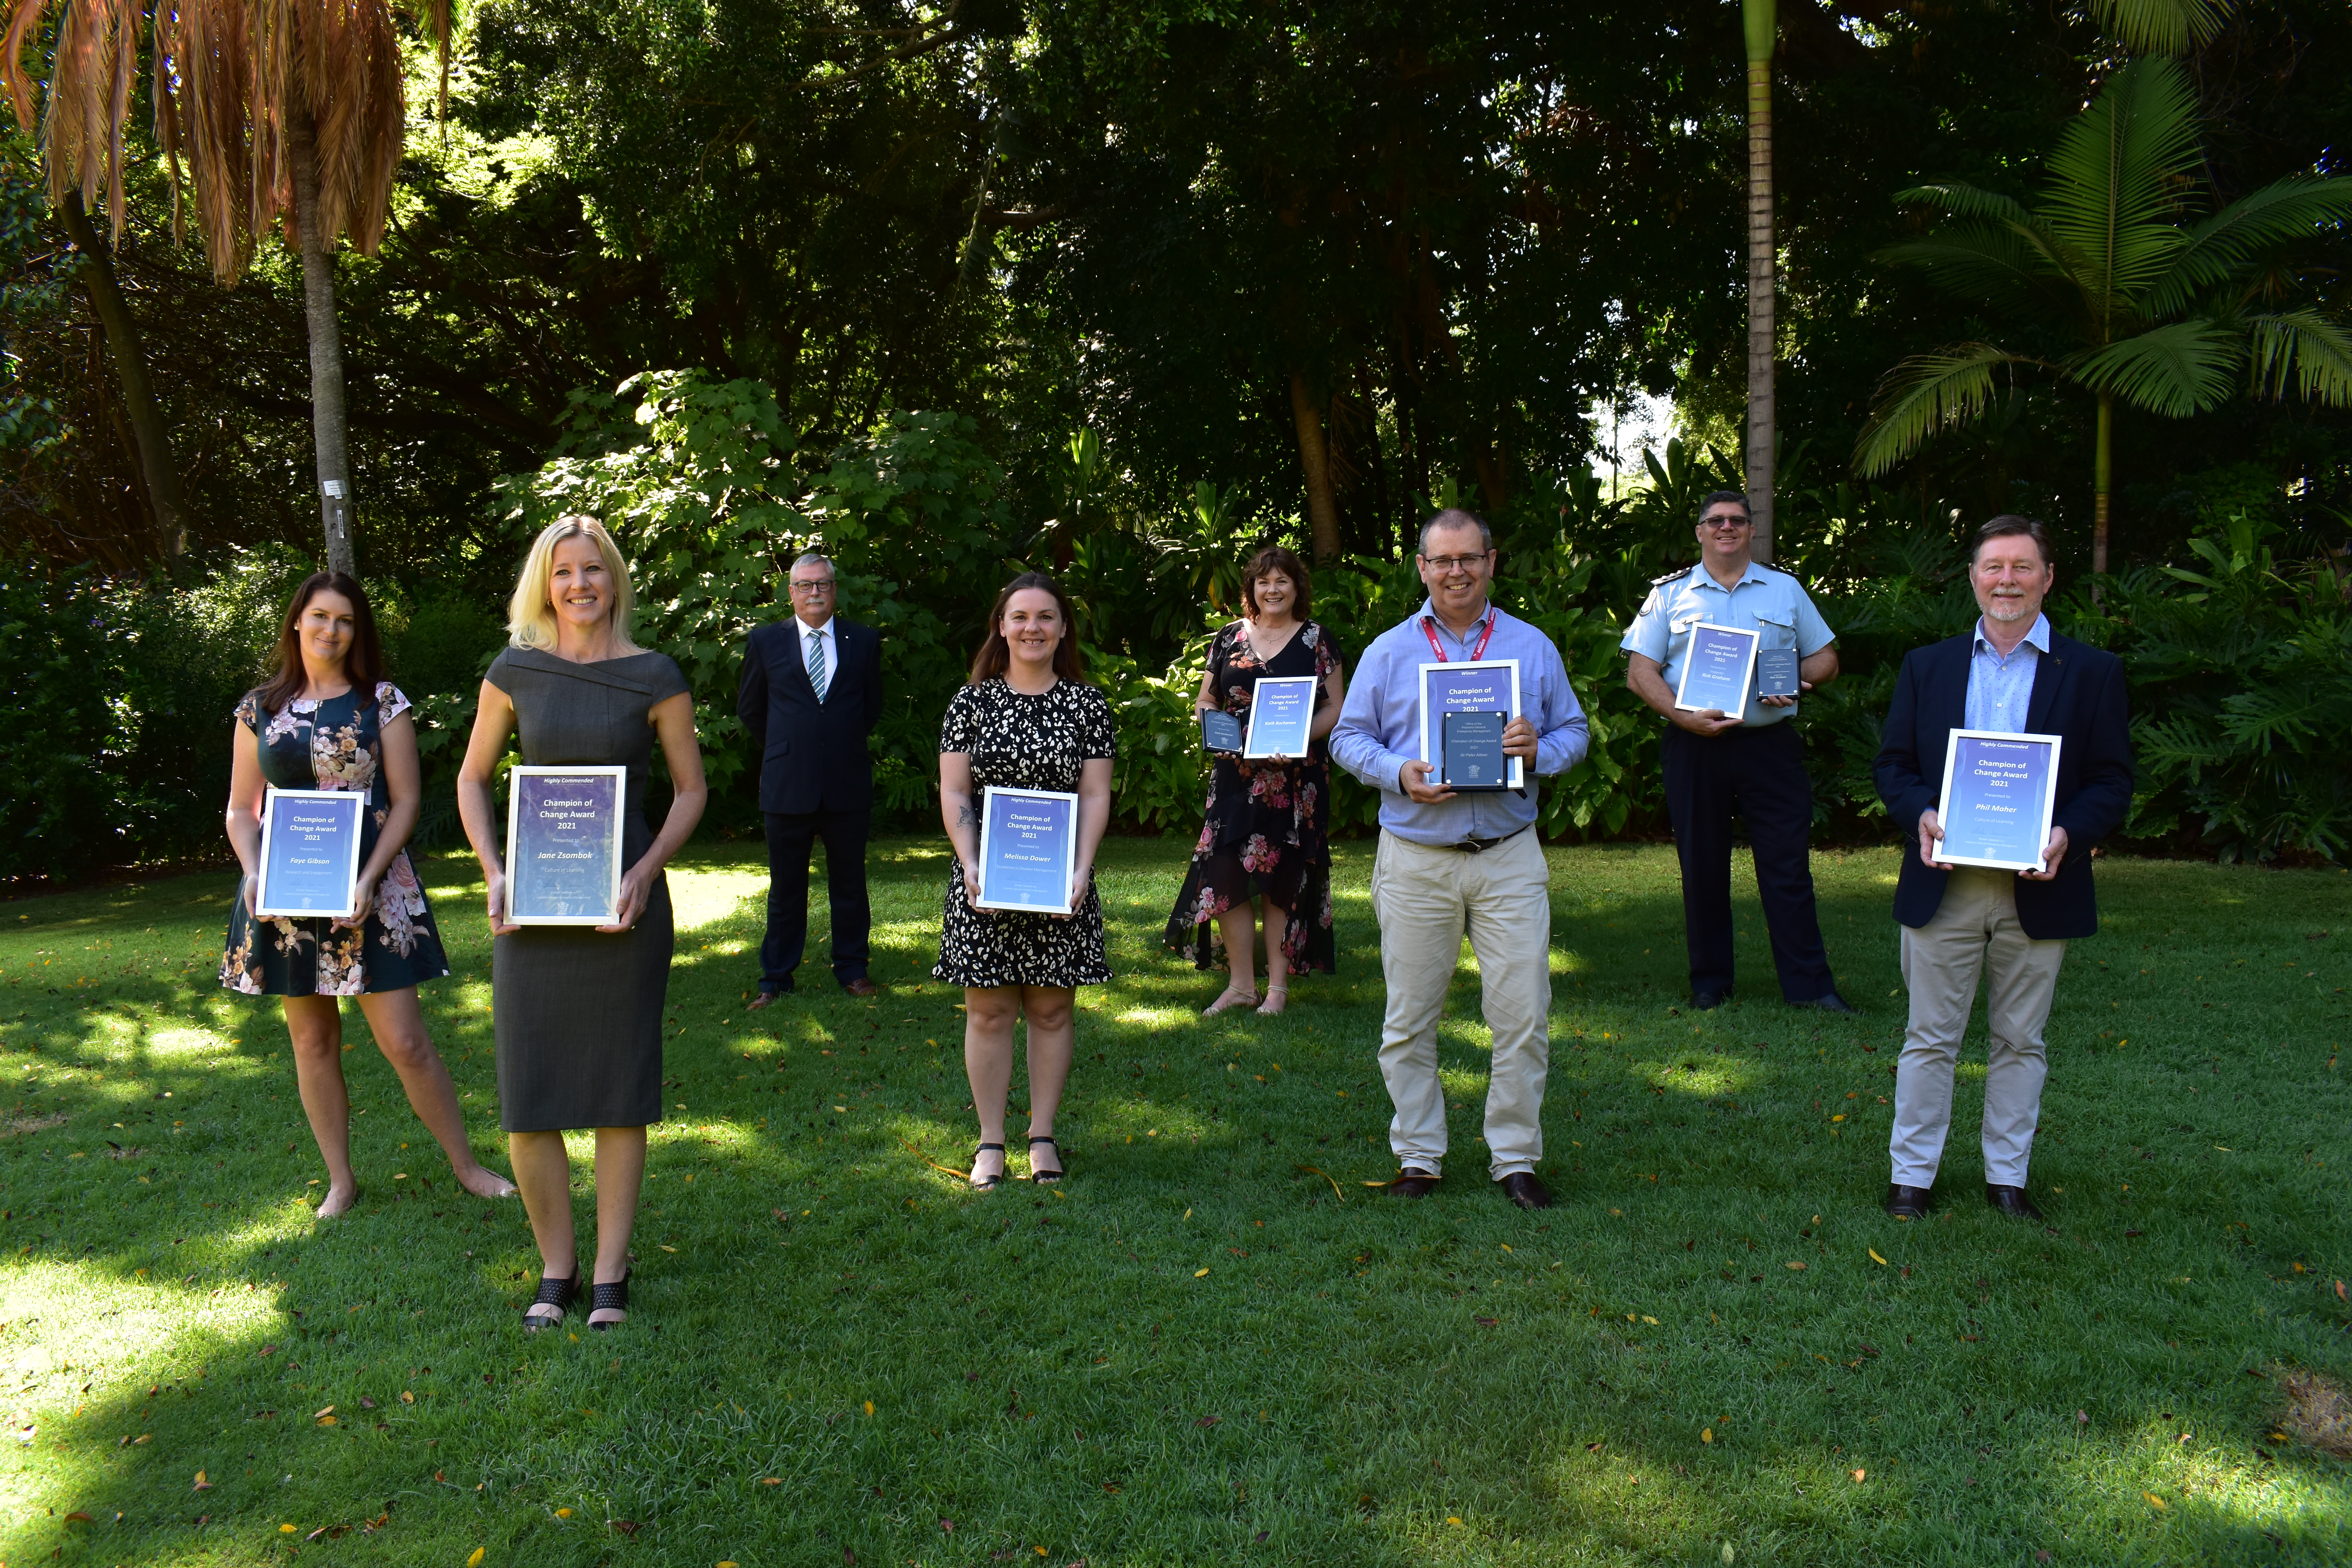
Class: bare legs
510,1126,646,1327
1257,902,1292,1014
1205,897,1294,1015
281,989,515,1218
964,984,1076,1182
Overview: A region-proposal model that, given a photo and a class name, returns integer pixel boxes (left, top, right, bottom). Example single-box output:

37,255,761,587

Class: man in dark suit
739,552,885,1003
1872,515,2134,1223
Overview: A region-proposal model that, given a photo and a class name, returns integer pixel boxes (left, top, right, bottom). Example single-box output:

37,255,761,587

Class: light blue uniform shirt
1965,613,2049,734
1329,599,1589,846
1619,561,1835,727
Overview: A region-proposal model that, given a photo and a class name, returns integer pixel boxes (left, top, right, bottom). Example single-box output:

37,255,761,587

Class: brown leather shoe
1885,1183,1934,1220
1985,1183,2044,1221
842,977,880,998
746,991,785,1012
1387,1167,1441,1198
1499,1172,1553,1210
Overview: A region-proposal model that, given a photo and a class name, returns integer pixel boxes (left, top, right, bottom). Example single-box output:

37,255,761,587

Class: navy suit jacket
1872,628,2134,940
738,617,883,815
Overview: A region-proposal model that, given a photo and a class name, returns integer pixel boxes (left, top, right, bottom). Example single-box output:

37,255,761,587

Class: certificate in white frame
973,785,1080,915
1673,622,1761,716
1931,729,2064,873
1417,659,1524,791
504,765,629,926
254,787,367,919
1242,675,1320,759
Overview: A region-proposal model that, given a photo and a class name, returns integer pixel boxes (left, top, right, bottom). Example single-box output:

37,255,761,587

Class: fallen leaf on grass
1194,1268,1210,1278
1701,1428,1713,1444
610,1521,639,1536
193,1470,211,1490
1786,1261,1807,1271
2145,1493,2166,1510
64,1510,93,1523
1868,1249,1888,1266
760,1477,782,1486
1474,1316,1498,1328
467,1551,485,1567
1851,1469,1866,1483
401,1390,415,1404
1293,1164,1344,1201
1197,1415,1221,1427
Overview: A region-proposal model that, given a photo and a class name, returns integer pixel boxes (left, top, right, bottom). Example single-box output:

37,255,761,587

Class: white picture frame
1672,622,1761,716
1931,729,2065,873
504,765,629,926
1242,675,1320,759
254,787,367,920
973,786,1080,915
1417,659,1524,791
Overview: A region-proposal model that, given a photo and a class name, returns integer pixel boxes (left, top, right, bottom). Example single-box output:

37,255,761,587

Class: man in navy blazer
1872,515,2134,1223
739,552,886,1002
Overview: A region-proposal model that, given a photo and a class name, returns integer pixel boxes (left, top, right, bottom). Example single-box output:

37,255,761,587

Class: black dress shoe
1985,1184,2044,1221
1884,1183,1934,1220
1387,1167,1441,1199
1499,1172,1553,1210
1690,989,1730,1011
1797,991,1859,1016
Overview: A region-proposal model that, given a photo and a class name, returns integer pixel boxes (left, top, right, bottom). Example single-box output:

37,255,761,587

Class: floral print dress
1162,620,1339,975
220,683,450,997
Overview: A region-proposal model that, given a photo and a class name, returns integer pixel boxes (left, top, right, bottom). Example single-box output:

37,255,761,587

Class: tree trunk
2092,390,2112,578
58,192,187,557
1743,0,1777,563
1289,371,1343,564
289,103,358,579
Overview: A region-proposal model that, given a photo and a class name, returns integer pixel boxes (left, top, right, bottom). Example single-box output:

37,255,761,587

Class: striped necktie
805,627,829,703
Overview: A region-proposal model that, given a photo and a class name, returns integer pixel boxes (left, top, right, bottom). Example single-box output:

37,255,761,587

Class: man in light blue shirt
1621,489,1852,1014
1330,508,1588,1211
1965,610,2047,732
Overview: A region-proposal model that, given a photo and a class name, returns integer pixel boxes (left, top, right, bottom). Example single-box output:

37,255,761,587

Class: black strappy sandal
587,1268,632,1332
1027,1135,1064,1184
521,1269,579,1332
970,1142,1006,1191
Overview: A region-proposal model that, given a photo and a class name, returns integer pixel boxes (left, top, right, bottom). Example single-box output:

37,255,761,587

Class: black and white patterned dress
933,677,1118,989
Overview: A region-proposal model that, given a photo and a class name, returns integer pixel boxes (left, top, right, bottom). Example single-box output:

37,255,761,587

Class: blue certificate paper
1417,659,1523,791
975,786,1080,914
1673,622,1760,716
1933,730,2063,873
254,788,367,919
1243,675,1319,759
505,765,627,925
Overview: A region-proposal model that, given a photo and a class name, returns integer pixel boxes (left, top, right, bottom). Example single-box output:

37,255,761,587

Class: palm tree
4,0,452,576
1741,0,1775,562
1853,57,2352,575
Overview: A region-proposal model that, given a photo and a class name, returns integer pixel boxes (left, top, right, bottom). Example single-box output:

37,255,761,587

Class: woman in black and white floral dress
222,572,514,1217
935,572,1116,1190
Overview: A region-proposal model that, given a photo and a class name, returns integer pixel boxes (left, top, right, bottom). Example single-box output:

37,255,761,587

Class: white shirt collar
796,615,835,640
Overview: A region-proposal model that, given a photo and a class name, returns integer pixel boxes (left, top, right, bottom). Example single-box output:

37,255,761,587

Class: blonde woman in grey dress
456,516,707,1332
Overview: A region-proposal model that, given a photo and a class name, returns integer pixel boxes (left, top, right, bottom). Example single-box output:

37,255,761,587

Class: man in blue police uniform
1622,490,1855,1013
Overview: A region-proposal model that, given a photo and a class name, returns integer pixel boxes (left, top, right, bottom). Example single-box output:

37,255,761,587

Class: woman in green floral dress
222,572,514,1218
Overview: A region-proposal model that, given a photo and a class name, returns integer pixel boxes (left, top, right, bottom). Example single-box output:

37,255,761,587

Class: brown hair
1240,544,1312,620
1971,514,2056,569
254,572,386,716
968,570,1087,684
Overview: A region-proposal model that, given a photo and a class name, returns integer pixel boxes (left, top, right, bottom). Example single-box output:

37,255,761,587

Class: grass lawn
0,835,2347,1566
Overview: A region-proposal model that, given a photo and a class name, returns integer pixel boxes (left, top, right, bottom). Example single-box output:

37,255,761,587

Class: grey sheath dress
488,647,690,1132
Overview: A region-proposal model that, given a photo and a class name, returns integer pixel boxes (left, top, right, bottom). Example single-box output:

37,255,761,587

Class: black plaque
1441,709,1509,793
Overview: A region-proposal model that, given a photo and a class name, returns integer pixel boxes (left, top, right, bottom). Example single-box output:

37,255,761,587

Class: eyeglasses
789,578,835,593
1700,516,1751,532
1421,554,1491,573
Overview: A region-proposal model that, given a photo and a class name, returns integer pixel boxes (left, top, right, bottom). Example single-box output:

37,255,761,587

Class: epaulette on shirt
1650,564,1696,587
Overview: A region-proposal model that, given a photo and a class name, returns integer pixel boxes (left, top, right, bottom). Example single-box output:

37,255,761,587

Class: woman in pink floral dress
222,573,514,1217
1162,545,1347,1014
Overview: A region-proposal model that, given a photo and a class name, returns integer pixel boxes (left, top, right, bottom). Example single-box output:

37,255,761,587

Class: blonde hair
506,515,646,654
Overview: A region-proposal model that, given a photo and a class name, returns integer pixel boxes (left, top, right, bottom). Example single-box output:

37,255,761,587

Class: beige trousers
1369,828,1551,1180
1891,866,2068,1189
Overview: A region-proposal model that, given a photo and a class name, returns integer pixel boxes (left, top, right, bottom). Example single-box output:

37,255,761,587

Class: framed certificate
504,765,627,926
254,788,367,919
1417,659,1523,791
1933,730,2063,873
1674,623,1760,715
1200,707,1244,753
974,786,1079,914
1242,675,1319,759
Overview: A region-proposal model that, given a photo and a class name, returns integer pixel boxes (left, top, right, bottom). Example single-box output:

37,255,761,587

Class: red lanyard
1421,609,1497,664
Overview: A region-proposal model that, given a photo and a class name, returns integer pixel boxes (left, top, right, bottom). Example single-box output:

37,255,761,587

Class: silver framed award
1931,729,2063,873
973,786,1079,914
504,765,628,926
254,787,367,919
1242,675,1319,759
1417,658,1524,791
1673,622,1760,715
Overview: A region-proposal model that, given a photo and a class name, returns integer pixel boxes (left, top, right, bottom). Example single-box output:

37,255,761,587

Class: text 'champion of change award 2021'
504,765,628,926
1199,706,1245,753
1933,729,2064,873
975,786,1080,914
1417,659,1523,791
1673,622,1761,717
254,787,368,919
1243,675,1319,759
1756,646,1801,699
1441,710,1509,791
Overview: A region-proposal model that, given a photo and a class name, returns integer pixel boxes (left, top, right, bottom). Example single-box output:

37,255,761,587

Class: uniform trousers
1368,828,1551,1180
1891,867,2067,1189
759,808,872,992
1661,722,1835,1001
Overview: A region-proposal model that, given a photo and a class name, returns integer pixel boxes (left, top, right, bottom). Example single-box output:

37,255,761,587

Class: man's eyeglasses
1700,515,1751,532
789,578,835,593
1421,554,1491,573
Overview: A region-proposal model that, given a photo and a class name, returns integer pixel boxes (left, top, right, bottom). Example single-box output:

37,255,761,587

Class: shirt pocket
1753,610,1797,652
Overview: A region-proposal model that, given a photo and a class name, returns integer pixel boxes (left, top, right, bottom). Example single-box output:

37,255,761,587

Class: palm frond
2042,58,2202,307
2071,318,2240,417
1851,344,2033,478
2146,176,2352,314
1892,181,2035,227
2089,0,2230,54
1878,227,2080,318
2247,310,2352,406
